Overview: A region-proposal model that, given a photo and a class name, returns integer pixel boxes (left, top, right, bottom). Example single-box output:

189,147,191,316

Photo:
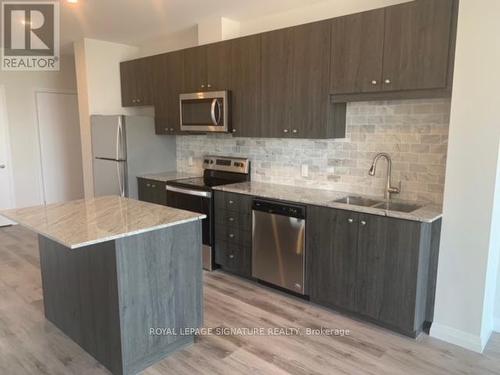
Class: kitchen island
0,196,206,375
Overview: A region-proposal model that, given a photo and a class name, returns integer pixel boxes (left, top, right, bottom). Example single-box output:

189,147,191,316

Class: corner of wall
430,323,490,353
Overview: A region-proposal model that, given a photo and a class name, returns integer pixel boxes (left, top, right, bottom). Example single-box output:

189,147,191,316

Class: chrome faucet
368,153,401,200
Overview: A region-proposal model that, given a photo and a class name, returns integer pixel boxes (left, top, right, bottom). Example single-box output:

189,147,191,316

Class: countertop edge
213,185,442,223
1,213,206,250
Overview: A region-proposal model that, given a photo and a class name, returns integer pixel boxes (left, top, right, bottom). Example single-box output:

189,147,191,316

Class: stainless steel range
165,156,250,270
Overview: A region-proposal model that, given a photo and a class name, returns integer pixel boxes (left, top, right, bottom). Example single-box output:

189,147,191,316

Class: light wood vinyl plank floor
0,225,499,375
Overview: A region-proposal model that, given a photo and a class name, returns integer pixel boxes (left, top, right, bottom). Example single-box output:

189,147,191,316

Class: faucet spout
368,153,401,200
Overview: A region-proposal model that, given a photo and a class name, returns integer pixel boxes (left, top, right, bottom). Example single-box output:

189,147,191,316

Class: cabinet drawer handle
207,84,212,88
283,129,289,134
170,128,174,132
371,80,378,85
384,79,391,84
229,254,235,259
232,129,237,133
292,129,298,134
151,184,156,188
360,220,367,226
164,128,168,132
228,200,234,205
146,183,151,187
228,233,235,239
201,84,205,88
347,218,354,224
228,217,235,222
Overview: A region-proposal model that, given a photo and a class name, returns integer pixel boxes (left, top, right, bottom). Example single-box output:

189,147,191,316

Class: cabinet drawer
215,210,251,230
215,241,251,277
214,191,252,214
215,225,251,247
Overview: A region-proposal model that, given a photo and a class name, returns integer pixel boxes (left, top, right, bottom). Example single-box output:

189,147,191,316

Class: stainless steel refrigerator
91,115,176,199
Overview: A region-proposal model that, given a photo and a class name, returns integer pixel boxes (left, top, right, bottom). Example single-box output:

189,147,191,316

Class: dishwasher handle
252,199,306,219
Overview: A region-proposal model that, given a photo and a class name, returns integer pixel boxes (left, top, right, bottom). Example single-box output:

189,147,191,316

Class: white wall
74,38,151,198
239,0,410,36
431,0,500,353
0,56,77,207
136,27,198,58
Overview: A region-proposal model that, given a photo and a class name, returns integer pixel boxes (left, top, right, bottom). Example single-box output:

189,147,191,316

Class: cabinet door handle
228,233,235,239
228,217,235,222
371,80,378,85
146,183,151,188
283,129,289,134
164,128,168,132
228,200,234,205
152,184,156,188
232,129,237,133
207,83,212,88
347,218,354,224
292,129,298,134
201,84,205,88
229,254,235,259
384,79,391,84
360,220,367,226
170,128,174,132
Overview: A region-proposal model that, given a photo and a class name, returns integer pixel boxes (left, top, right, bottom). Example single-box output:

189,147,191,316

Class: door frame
34,88,78,205
0,85,15,226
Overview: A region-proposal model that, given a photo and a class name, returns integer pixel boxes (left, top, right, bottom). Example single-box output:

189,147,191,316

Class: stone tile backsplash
176,98,451,204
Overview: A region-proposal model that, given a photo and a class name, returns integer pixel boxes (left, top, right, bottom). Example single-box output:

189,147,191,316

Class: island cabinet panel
152,51,184,134
38,222,203,375
120,57,154,107
214,191,252,277
307,206,435,337
261,20,344,139
330,9,385,94
382,0,454,92
137,178,167,206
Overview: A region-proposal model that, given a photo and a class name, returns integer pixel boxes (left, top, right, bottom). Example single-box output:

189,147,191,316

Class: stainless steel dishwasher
252,199,306,294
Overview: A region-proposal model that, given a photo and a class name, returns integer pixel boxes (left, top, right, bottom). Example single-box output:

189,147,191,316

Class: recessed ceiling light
67,0,78,3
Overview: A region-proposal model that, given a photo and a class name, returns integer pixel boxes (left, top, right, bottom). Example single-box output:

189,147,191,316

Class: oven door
180,91,229,132
166,185,213,270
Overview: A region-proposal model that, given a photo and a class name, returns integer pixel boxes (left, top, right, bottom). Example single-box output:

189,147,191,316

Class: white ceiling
60,0,328,52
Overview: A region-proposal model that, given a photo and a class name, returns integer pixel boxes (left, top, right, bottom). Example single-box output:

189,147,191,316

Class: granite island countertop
213,181,442,223
0,196,206,249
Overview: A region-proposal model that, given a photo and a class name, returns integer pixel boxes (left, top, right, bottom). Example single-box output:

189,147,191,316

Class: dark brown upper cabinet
330,0,457,101
382,0,454,92
182,46,208,92
120,57,154,107
261,20,345,139
151,50,184,135
229,35,262,137
330,9,385,94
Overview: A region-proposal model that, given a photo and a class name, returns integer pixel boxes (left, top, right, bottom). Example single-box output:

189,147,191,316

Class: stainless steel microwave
179,91,230,132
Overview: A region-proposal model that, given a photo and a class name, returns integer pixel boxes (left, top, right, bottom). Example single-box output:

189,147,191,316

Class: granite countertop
0,196,206,249
214,181,442,223
139,171,198,183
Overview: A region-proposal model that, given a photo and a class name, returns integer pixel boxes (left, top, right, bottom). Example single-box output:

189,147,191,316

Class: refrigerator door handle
117,162,125,197
116,116,122,160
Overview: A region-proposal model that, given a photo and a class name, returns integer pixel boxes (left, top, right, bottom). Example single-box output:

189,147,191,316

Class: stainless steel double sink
333,195,422,213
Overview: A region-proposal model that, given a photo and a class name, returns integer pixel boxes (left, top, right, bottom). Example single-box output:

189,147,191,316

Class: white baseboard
430,323,490,353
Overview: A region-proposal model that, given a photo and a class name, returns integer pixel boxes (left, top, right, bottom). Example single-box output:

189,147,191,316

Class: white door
35,91,84,205
0,86,15,226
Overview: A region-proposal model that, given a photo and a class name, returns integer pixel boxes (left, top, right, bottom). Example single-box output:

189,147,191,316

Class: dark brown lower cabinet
214,191,252,278
137,178,167,206
307,206,439,337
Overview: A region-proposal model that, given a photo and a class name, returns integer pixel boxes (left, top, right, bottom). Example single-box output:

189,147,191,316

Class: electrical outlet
301,164,309,178
188,156,194,166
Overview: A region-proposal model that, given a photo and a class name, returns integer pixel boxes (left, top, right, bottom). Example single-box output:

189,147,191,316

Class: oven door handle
166,185,212,198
